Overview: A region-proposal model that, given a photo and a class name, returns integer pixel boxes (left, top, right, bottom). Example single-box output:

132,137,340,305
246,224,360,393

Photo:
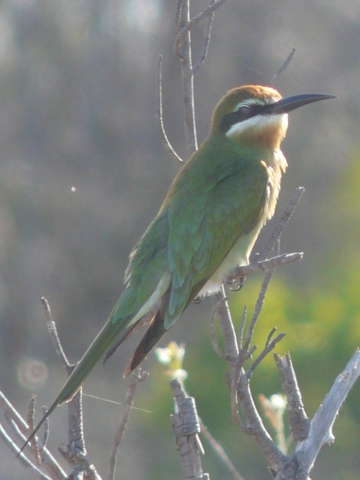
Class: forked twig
174,0,228,59
247,332,285,379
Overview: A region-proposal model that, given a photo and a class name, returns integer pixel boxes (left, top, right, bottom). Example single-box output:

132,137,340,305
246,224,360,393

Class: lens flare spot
17,359,48,390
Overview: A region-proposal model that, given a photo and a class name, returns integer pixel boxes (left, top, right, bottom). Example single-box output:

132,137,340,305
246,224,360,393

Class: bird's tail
124,310,167,376
17,315,133,456
57,314,133,405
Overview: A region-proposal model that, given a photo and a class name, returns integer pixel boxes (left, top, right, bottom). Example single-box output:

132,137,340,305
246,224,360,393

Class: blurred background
1,0,360,478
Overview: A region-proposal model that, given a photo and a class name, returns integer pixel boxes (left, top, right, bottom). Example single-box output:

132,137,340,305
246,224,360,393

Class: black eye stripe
219,103,266,133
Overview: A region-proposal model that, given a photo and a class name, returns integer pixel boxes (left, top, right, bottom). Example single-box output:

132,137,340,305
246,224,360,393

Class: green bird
19,85,334,454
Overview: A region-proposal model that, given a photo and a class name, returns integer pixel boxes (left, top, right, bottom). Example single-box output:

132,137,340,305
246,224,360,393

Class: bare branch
42,298,88,465
41,296,71,369
175,0,198,154
243,268,274,353
247,332,286,379
214,285,239,361
192,2,215,74
0,423,53,480
156,56,183,163
295,349,360,476
274,353,310,443
270,48,296,85
109,370,148,480
174,0,228,59
236,373,287,469
237,306,247,349
175,0,183,28
229,252,303,283
66,389,85,455
230,364,249,433
170,379,209,480
209,296,228,360
25,395,41,461
0,390,66,478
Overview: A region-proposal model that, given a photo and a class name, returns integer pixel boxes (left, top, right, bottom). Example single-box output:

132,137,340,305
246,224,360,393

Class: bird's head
210,85,335,149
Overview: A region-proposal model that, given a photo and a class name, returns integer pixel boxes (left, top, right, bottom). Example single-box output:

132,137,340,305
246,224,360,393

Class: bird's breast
199,149,287,297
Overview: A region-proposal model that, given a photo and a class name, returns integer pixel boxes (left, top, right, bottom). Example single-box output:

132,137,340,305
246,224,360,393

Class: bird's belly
198,227,261,297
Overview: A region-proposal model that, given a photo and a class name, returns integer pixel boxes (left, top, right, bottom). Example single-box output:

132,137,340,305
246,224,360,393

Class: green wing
165,138,269,328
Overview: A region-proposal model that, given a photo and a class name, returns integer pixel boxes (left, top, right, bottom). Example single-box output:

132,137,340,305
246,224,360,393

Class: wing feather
164,138,269,328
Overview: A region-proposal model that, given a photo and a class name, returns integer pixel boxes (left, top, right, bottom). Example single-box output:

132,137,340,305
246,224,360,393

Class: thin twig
41,296,71,369
175,0,198,154
243,268,274,353
25,395,41,461
175,0,183,28
209,296,228,360
237,306,247,350
229,252,303,283
270,48,296,85
174,0,228,59
41,406,49,451
42,297,87,459
156,56,183,163
109,369,148,480
192,1,215,74
230,364,248,433
257,187,305,262
199,418,244,480
0,390,66,478
247,333,286,379
214,285,239,361
0,424,53,480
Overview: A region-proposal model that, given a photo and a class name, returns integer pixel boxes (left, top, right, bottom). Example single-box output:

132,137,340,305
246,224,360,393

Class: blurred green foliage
1,0,360,479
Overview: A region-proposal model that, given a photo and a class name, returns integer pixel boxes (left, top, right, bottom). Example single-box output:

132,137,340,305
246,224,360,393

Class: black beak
263,93,336,115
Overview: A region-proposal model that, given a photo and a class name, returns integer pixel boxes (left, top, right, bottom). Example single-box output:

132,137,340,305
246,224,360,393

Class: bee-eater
19,85,334,454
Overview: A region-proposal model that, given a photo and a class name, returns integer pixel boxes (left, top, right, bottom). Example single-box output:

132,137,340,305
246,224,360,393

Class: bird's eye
236,105,253,120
